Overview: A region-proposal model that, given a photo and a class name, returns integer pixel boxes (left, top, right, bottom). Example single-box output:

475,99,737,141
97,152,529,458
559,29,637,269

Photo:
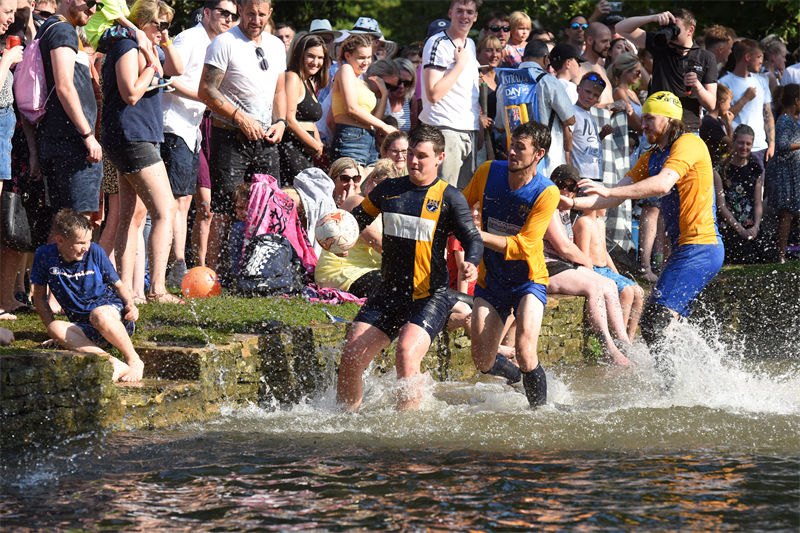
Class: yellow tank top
314,240,382,291
332,78,377,121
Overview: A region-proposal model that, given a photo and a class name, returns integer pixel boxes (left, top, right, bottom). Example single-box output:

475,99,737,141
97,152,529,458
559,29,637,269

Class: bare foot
607,346,632,366
120,357,144,382
641,269,659,283
146,292,185,305
0,310,17,320
107,356,130,382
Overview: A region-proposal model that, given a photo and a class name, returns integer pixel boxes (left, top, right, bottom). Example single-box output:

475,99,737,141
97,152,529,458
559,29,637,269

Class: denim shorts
41,157,103,213
333,124,378,166
161,133,199,197
0,106,15,180
105,141,162,174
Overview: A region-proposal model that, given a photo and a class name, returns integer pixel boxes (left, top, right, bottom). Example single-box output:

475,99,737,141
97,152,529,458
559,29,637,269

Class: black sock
522,364,547,407
483,354,522,384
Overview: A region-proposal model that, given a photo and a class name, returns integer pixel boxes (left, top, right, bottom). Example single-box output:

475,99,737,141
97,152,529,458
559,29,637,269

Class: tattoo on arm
201,65,229,111
764,104,774,143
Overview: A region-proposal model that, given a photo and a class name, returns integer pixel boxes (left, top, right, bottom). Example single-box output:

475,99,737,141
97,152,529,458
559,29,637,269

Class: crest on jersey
426,199,440,213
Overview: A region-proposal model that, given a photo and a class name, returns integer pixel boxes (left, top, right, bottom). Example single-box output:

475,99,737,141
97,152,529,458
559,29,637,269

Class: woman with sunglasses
331,34,397,168
280,33,330,182
384,58,417,132
101,0,185,304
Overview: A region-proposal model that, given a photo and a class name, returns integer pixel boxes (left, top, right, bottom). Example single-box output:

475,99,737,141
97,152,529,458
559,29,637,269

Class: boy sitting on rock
31,210,143,382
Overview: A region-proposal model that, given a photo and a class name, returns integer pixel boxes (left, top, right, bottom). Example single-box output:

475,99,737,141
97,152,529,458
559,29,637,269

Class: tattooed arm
198,64,266,141
764,102,775,162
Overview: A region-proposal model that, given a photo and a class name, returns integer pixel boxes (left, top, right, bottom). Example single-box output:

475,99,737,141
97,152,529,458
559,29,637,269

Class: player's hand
577,178,611,198
471,202,482,228
460,261,478,284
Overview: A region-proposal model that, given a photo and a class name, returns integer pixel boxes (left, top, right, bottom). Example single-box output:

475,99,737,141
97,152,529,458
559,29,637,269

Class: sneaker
166,260,188,289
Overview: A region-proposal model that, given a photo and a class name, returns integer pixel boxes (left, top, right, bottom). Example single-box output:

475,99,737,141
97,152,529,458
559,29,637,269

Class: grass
1,295,360,352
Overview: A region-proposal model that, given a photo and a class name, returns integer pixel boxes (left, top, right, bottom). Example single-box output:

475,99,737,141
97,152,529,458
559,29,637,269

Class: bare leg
619,285,634,329
98,193,120,267
627,284,645,341
0,247,24,314
192,187,212,267
470,297,507,373
394,323,434,411
115,177,145,295
206,213,229,273
88,306,143,382
638,205,660,282
46,320,130,382
336,321,391,411
172,195,192,265
776,210,793,263
133,222,146,303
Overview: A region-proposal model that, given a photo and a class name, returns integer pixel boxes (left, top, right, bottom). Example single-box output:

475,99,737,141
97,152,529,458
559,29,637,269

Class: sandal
146,293,185,305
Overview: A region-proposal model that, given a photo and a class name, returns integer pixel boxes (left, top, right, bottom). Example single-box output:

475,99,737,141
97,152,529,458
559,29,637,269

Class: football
315,209,360,254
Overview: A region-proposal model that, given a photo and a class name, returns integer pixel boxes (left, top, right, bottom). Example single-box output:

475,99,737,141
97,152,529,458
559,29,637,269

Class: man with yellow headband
566,91,724,369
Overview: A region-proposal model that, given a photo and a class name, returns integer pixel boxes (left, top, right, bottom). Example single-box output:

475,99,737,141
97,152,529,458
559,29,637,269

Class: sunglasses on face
85,0,101,9
385,79,413,91
35,9,54,17
559,182,578,194
152,20,170,31
489,25,510,33
338,173,361,183
570,22,589,30
255,47,269,71
213,7,239,21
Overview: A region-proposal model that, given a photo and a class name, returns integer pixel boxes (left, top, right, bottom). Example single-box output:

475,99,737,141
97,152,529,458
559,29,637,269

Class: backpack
235,233,306,296
13,20,63,125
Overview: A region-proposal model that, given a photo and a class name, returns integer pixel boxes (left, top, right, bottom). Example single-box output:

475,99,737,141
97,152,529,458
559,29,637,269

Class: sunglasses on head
489,25,511,33
255,47,269,71
570,22,589,30
582,72,607,88
213,7,239,21
338,172,361,183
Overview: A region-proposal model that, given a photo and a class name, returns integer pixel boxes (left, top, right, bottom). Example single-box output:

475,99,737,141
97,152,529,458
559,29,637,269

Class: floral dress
766,114,800,214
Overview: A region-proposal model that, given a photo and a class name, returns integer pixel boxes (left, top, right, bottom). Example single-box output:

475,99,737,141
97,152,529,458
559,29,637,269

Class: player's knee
89,306,115,327
640,302,673,348
633,284,645,299
46,320,69,341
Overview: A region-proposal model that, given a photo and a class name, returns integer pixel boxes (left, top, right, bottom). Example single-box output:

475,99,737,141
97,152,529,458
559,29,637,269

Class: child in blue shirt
31,210,143,382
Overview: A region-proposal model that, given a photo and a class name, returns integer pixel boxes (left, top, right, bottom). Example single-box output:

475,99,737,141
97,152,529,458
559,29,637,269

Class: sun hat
309,19,342,40
642,91,683,120
350,17,396,58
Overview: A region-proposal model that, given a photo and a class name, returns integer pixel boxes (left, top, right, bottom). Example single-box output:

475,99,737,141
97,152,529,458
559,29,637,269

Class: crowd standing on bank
0,0,798,404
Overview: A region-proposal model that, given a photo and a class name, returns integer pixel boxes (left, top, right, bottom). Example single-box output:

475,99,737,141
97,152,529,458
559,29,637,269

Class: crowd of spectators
0,0,798,368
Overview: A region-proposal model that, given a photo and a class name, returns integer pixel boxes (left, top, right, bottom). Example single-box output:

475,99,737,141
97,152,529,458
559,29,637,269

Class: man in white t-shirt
719,39,774,167
198,0,287,275
420,0,482,189
162,0,237,286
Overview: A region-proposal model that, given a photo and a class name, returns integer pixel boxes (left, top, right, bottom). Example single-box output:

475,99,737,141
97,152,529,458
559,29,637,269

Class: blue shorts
161,133,200,198
593,266,636,293
72,302,135,348
41,157,103,213
333,124,378,166
355,287,455,341
0,106,16,180
475,280,547,323
652,242,724,317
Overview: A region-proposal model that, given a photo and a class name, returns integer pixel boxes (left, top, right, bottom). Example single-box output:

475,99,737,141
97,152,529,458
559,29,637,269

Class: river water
2,323,798,530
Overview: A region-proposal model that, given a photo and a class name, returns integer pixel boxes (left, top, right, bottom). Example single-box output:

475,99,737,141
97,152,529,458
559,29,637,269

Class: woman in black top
280,33,330,183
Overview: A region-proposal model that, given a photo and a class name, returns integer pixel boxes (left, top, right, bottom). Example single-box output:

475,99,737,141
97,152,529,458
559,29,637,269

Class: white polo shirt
419,31,480,131
204,25,286,128
163,23,211,151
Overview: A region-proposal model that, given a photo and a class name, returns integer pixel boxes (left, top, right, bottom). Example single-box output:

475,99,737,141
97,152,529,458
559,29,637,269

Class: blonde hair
508,10,531,31
131,0,174,27
608,53,641,87
329,157,359,181
368,158,401,181
477,34,503,54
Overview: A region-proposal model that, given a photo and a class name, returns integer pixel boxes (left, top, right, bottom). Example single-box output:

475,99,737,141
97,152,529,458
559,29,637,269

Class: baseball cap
427,18,450,38
550,164,580,191
549,43,585,70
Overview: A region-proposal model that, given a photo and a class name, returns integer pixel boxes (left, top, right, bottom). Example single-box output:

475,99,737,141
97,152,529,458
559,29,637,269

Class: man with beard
198,0,287,276
579,22,613,105
568,91,723,373
463,121,560,408
562,14,588,55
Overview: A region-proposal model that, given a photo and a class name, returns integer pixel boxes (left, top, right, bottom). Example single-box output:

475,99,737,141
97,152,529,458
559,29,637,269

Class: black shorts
161,133,199,198
105,141,162,174
209,126,280,217
355,287,455,341
546,259,578,277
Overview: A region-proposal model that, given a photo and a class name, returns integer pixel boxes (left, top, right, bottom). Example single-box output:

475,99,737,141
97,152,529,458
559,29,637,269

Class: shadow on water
1,319,798,530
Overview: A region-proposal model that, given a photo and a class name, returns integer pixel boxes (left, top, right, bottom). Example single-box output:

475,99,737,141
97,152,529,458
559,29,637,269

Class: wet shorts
651,242,725,317
475,280,547,323
72,302,135,348
355,287,455,341
546,259,578,277
593,266,636,293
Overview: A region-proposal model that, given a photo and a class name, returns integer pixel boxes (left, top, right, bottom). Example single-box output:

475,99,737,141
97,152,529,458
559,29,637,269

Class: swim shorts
475,280,547,323
651,242,725,317
355,287,456,341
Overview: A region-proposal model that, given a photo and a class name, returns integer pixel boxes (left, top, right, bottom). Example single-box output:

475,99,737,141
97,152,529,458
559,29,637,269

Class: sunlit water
2,322,798,530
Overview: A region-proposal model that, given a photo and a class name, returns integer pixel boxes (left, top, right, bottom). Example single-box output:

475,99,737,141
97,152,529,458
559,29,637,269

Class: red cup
6,36,20,49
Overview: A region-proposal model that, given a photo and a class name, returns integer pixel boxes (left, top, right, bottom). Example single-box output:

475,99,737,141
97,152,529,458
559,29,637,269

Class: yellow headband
642,91,683,121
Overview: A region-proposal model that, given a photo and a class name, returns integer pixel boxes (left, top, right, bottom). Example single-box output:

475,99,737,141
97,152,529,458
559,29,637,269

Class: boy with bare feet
31,210,144,382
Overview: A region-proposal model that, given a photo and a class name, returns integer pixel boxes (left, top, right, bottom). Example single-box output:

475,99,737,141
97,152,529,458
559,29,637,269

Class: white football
315,209,360,254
